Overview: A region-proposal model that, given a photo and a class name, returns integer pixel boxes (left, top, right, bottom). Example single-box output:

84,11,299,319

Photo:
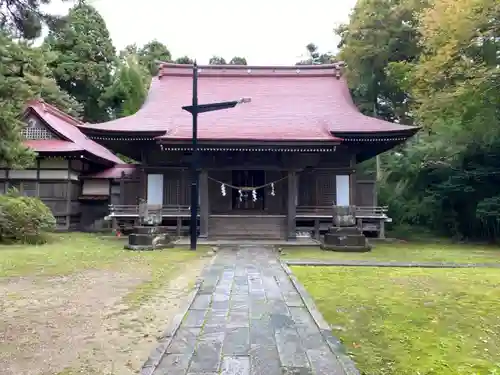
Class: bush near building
0,190,55,244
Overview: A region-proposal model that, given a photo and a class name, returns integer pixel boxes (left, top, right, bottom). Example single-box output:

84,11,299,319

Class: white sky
43,0,357,65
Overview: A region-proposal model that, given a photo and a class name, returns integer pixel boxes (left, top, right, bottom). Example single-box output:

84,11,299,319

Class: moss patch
281,242,500,264
292,266,500,375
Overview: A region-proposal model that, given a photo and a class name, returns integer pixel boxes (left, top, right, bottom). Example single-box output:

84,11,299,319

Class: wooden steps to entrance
208,215,287,240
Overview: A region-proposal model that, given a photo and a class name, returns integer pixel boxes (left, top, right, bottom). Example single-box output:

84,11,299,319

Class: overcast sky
43,0,357,65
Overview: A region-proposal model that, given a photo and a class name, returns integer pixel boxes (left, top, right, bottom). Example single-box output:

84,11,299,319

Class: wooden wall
138,165,376,213
0,159,83,229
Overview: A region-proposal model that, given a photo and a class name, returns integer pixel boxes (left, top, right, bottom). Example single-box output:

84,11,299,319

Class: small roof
24,139,84,153
26,100,123,165
78,63,418,142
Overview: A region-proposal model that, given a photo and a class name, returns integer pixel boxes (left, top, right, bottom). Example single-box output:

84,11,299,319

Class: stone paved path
147,245,349,375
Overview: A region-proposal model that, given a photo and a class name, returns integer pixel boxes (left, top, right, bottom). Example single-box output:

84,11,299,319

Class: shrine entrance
231,170,266,211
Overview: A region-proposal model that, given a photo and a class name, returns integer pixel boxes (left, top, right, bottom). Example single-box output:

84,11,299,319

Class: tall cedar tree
336,0,427,123
138,41,171,76
103,55,148,118
45,3,116,122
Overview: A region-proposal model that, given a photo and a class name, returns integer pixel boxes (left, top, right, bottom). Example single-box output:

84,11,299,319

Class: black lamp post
182,62,250,250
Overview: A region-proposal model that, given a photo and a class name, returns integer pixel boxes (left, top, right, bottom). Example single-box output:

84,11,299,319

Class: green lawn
0,233,206,305
281,242,500,264
292,266,500,375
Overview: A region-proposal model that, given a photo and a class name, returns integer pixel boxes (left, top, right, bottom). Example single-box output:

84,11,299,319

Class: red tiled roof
24,139,84,153
83,164,138,179
26,100,123,165
78,64,417,142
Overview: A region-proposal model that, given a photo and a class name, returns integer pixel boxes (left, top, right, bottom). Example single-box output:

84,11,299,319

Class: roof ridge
158,62,345,79
29,99,84,127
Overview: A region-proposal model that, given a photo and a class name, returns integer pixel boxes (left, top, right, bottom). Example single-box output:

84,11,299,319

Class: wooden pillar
119,171,126,205
139,168,147,202
314,218,320,241
287,170,297,240
111,217,118,231
65,162,71,230
176,217,182,238
349,155,357,206
199,169,209,238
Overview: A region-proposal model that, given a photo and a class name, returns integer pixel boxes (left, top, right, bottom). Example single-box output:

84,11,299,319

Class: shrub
0,191,56,244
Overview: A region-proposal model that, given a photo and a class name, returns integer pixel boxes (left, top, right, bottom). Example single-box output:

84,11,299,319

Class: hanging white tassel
270,183,275,196
238,189,243,202
221,183,226,196
252,189,257,202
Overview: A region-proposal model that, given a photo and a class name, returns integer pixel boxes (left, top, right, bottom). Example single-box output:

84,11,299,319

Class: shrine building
76,63,419,240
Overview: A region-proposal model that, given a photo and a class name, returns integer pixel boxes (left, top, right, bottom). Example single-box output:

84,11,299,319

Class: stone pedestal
321,226,372,252
124,226,173,251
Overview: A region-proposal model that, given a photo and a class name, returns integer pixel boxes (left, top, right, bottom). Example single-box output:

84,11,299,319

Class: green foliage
0,32,81,168
296,43,334,65
209,56,226,65
336,0,427,122
229,56,247,65
44,2,116,122
340,0,500,241
175,56,194,64
0,0,65,39
137,40,171,76
103,55,148,118
0,191,56,244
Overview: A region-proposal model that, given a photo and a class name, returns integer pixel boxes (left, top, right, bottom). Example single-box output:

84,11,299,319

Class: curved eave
77,126,166,140
156,138,343,144
339,128,420,163
333,127,420,142
35,149,116,167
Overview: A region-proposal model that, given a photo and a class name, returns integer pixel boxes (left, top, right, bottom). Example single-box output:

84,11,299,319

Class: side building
0,100,137,230
77,63,419,240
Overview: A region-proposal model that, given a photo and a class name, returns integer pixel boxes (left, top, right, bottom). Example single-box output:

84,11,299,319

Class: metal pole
189,62,199,250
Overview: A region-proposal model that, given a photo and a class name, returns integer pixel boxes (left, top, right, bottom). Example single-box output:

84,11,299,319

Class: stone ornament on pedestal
124,202,173,250
321,205,372,252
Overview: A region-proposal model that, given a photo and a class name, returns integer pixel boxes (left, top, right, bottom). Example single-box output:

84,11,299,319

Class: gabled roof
25,100,123,165
78,63,418,142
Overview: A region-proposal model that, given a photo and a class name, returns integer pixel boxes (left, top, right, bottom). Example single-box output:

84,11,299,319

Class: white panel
82,180,110,195
336,175,351,206
39,170,68,179
39,159,69,169
147,174,164,205
0,170,6,178
9,170,37,179
69,171,79,181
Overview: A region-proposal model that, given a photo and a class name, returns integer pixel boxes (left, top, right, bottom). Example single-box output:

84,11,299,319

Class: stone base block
125,232,173,251
321,227,371,252
320,243,372,252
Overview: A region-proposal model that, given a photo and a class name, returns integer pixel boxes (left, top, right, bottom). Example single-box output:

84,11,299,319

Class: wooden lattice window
22,117,57,140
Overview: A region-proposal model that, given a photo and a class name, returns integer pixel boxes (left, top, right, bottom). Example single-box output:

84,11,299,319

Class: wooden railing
296,205,389,218
108,204,193,217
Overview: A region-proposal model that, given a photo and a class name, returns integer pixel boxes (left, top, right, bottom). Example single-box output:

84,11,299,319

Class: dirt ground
0,257,209,375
